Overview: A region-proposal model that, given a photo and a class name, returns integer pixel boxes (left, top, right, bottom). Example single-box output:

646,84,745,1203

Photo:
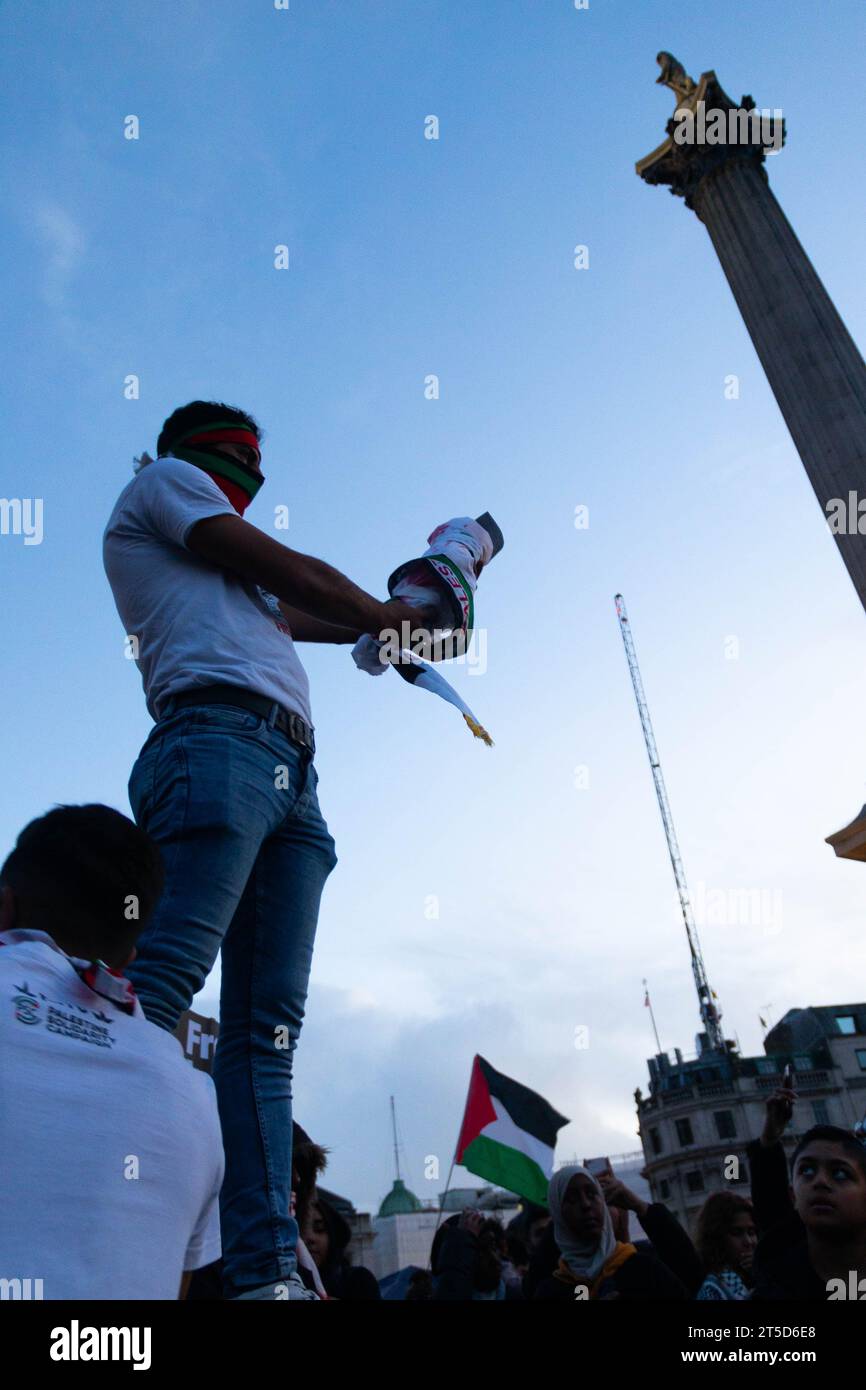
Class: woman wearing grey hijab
533,1165,688,1301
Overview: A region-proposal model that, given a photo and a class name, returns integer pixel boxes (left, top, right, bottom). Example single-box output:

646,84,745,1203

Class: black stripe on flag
478,1056,569,1147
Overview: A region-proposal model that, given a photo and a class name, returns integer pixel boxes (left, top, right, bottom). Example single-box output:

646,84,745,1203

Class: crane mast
614,594,726,1054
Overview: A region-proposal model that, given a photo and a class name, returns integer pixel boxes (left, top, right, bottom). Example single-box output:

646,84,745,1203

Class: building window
685,1170,704,1194
835,1016,857,1035
675,1118,694,1146
793,1055,812,1071
659,1179,670,1200
756,1058,778,1075
856,1049,866,1072
649,1126,662,1155
714,1110,736,1140
812,1100,830,1124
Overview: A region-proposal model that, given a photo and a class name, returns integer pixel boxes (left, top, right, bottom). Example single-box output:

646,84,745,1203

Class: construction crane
614,594,726,1054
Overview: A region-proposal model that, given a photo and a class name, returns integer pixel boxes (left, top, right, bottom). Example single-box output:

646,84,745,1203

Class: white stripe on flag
477,1096,555,1178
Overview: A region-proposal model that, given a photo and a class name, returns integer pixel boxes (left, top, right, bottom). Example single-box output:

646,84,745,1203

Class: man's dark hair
291,1122,329,1230
157,400,262,458
0,805,165,965
791,1125,866,1181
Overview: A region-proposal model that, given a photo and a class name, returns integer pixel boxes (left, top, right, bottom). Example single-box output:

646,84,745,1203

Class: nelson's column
637,53,866,862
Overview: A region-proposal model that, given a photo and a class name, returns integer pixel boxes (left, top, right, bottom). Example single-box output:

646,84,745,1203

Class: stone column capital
636,53,785,214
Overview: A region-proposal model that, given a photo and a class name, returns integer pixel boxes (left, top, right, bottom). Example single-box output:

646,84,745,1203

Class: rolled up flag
351,513,503,743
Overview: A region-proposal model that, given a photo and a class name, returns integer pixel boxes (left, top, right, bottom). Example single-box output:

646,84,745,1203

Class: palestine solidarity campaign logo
13,982,41,1025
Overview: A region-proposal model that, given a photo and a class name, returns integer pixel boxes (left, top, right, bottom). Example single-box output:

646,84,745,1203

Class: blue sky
3,0,866,1213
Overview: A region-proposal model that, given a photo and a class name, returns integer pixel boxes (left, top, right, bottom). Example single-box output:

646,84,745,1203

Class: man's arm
747,1085,798,1234
275,602,363,644
187,514,419,636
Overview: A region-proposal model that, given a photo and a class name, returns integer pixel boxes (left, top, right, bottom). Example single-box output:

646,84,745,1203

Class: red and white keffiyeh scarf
0,928,142,1017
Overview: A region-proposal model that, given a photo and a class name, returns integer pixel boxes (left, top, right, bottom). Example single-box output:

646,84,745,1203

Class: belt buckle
276,707,313,755
295,714,313,755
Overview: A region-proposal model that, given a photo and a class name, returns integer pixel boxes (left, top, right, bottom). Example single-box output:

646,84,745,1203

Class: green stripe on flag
460,1134,550,1207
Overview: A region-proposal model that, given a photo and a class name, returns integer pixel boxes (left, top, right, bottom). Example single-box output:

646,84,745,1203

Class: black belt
168,684,315,754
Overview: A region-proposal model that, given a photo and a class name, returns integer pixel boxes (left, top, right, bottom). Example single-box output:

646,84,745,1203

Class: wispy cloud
31,201,86,308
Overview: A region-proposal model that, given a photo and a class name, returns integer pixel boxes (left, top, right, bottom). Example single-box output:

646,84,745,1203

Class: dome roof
378,1178,423,1217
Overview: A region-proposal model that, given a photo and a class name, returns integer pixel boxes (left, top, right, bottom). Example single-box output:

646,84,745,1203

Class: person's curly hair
694,1191,754,1273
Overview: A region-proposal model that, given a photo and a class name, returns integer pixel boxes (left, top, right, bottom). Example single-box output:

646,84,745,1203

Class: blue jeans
125,699,337,1298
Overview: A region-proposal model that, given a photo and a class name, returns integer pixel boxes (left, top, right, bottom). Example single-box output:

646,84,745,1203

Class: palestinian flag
456,1055,568,1206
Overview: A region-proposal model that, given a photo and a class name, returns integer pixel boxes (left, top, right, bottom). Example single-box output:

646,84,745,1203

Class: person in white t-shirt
103,400,429,1301
0,803,224,1300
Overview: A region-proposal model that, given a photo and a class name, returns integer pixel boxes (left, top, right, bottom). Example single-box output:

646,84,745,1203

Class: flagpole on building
643,978,662,1053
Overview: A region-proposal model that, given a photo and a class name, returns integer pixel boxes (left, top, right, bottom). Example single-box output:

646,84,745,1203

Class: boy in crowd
0,804,223,1299
748,1085,866,1298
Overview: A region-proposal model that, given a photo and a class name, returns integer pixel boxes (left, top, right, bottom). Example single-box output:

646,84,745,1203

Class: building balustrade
755,1071,828,1091
660,1088,695,1106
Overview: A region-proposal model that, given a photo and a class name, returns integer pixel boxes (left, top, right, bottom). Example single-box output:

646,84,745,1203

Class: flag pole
430,1054,480,1257
426,1145,459,1270
643,978,662,1053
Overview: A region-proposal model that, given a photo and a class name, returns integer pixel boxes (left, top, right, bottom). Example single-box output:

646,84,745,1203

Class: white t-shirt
103,455,313,724
0,935,224,1300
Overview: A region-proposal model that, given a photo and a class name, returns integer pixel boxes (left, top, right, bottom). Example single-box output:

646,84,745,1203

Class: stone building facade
636,1004,866,1234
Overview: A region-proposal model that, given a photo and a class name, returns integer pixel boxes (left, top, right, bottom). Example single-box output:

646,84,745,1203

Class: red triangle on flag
456,1054,498,1162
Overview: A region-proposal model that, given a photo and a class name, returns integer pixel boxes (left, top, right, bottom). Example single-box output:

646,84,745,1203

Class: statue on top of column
655,51,697,107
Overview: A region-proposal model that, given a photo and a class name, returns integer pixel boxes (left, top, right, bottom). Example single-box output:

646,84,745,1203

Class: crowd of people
1,800,865,1301
1,401,864,1304
424,1103,866,1301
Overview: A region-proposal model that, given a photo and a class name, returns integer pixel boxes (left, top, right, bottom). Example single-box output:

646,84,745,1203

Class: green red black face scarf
168,420,264,516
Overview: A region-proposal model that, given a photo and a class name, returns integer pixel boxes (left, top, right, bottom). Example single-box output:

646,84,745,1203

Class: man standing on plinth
103,400,423,1300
